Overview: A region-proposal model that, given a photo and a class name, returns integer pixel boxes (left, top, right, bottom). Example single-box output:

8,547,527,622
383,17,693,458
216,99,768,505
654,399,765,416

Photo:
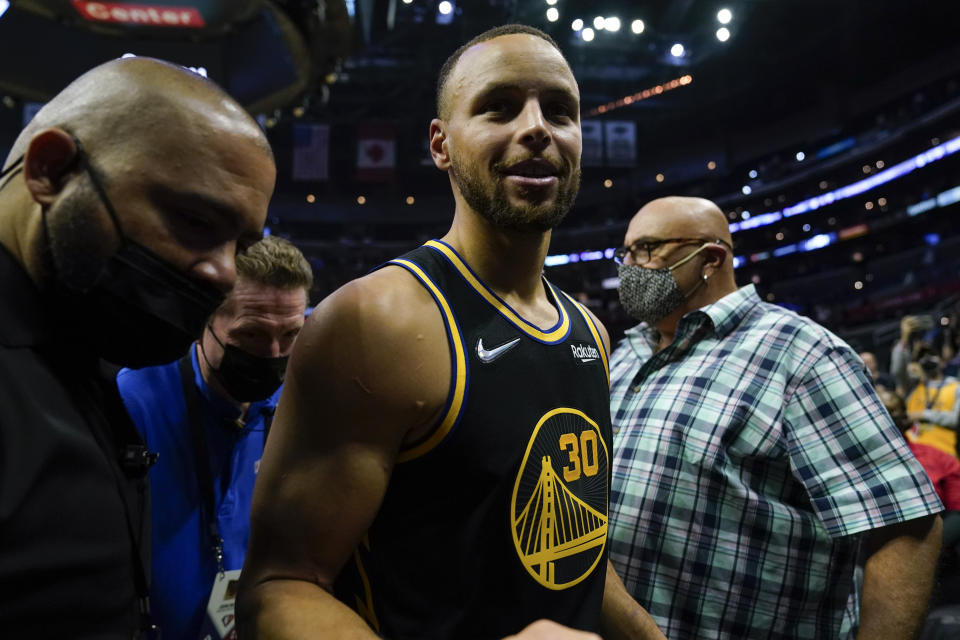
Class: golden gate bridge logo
511,408,608,590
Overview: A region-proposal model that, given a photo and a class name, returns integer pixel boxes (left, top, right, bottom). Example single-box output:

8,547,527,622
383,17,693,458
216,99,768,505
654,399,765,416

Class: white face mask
617,244,709,325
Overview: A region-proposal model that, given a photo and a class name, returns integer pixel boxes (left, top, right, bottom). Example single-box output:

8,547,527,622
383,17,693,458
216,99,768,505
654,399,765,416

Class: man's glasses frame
613,237,733,265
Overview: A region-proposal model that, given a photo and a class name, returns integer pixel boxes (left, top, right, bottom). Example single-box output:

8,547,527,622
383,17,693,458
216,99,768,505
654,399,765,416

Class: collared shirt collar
623,284,762,351
0,243,53,348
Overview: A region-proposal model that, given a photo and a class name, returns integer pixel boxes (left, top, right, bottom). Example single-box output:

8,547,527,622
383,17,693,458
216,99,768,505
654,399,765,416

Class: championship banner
581,119,604,167
604,120,637,167
292,123,330,182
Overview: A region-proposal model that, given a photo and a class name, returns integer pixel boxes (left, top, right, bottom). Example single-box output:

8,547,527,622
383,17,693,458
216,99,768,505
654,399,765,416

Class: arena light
748,169,758,178
438,1,453,14
741,185,752,195
581,27,595,41
547,7,559,22
546,0,558,4
716,27,730,42
572,18,583,31
670,43,685,57
717,8,732,24
586,74,693,115
604,16,621,32
631,19,645,34
795,151,806,161
593,16,605,30
0,0,9,20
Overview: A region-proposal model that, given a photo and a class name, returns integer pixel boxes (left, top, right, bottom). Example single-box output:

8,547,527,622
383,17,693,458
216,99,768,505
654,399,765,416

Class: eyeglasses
612,237,733,265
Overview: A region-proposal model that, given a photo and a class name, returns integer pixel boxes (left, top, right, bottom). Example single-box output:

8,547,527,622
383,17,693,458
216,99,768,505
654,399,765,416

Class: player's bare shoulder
289,264,451,438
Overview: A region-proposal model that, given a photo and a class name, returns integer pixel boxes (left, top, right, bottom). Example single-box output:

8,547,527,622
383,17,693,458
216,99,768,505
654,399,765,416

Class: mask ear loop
198,324,225,373
668,243,714,299
0,155,24,191
69,136,128,241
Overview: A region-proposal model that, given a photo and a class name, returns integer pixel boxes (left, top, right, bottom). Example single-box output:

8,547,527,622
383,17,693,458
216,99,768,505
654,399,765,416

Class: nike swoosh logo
476,337,521,364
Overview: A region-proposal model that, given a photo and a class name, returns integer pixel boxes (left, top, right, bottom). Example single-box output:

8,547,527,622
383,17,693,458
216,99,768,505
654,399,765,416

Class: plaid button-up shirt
608,285,942,639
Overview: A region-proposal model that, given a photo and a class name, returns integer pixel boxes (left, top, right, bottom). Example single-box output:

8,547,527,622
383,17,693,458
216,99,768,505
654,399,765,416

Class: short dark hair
435,24,564,119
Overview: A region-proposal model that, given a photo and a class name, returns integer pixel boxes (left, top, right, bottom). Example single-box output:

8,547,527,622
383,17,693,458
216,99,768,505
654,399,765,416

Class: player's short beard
450,154,581,233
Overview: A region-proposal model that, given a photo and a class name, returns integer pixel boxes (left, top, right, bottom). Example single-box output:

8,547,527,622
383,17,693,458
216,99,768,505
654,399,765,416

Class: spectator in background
0,57,273,636
879,387,960,512
859,350,896,390
116,236,311,640
608,196,943,639
892,315,936,393
903,345,959,459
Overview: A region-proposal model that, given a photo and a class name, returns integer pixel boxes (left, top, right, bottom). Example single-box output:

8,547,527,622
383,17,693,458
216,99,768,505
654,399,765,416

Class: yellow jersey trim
425,240,571,344
562,292,609,385
389,259,468,463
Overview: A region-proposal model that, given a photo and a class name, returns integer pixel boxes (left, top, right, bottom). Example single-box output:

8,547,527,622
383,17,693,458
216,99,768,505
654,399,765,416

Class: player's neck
443,212,551,301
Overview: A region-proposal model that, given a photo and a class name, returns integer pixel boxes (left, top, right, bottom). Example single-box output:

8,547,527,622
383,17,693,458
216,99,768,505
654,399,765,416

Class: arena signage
71,1,206,28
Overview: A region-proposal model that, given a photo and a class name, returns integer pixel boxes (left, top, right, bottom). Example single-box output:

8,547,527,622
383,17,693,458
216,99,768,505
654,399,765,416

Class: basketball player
238,25,664,640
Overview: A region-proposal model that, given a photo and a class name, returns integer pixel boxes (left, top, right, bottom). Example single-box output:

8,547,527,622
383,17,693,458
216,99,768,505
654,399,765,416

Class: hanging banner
292,123,330,181
357,124,396,182
604,120,637,167
581,119,603,167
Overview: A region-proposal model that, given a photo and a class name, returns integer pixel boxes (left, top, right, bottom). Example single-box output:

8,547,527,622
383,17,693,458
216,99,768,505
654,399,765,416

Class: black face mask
202,327,287,402
53,138,225,367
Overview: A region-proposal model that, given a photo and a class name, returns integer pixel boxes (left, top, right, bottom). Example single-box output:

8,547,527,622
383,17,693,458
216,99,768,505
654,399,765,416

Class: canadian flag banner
357,125,396,182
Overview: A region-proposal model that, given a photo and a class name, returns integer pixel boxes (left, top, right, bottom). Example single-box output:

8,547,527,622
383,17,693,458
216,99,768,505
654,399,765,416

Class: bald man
607,197,944,639
0,58,273,636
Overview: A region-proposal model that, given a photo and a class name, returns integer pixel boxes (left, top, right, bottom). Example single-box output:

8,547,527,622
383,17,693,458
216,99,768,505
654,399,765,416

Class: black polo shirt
0,244,149,637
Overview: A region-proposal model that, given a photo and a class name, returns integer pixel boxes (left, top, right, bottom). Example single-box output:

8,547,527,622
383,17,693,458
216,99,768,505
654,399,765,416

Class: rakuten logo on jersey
570,343,600,364
72,1,206,28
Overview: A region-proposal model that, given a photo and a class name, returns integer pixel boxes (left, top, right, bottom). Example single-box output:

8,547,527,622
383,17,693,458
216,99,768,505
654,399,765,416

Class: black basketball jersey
334,240,613,640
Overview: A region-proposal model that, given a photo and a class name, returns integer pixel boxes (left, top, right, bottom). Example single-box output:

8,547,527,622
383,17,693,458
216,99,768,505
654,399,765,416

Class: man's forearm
599,560,667,640
857,515,942,640
237,577,380,640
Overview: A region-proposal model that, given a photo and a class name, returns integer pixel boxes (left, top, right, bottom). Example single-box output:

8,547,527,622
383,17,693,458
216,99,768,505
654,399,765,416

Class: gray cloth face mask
617,244,709,325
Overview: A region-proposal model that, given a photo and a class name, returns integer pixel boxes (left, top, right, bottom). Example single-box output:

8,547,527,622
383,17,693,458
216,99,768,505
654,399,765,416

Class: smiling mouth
500,158,563,189
502,158,560,178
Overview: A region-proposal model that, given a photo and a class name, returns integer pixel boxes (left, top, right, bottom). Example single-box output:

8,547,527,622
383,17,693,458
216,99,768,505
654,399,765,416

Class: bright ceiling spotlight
546,0,558,4
604,16,621,31
593,15,605,30
748,169,758,178
741,185,752,195
795,151,805,162
717,8,732,24
581,27,595,41
572,18,584,31
631,19,645,34
716,27,730,42
546,7,559,22
670,43,685,57
438,1,452,15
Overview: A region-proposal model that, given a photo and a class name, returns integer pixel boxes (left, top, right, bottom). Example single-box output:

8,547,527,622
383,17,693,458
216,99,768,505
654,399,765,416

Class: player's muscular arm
237,267,450,639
